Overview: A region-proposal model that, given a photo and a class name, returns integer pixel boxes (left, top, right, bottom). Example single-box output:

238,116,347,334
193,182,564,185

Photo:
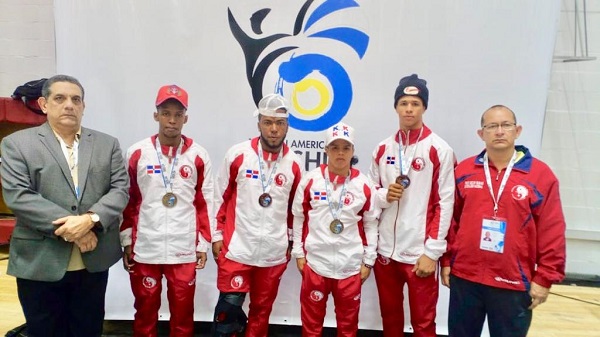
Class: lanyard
155,137,183,193
483,151,517,217
324,166,349,221
257,142,282,194
398,127,423,177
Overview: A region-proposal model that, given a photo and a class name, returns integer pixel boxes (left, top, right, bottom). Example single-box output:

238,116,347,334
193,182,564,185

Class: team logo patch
377,255,390,265
245,169,259,179
403,86,419,95
275,173,287,186
142,277,157,289
412,157,425,171
179,165,193,179
465,180,484,189
511,185,528,200
231,275,244,289
343,191,355,206
146,165,161,174
168,85,181,96
313,191,327,201
386,156,396,165
309,290,324,302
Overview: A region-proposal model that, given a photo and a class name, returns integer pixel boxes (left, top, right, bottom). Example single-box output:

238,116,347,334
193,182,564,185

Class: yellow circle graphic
292,78,330,116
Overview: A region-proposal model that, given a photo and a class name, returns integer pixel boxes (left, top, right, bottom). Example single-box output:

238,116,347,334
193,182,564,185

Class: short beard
260,134,285,153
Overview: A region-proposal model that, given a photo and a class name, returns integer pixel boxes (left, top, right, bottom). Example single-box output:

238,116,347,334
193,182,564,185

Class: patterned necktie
65,140,84,271
66,143,79,198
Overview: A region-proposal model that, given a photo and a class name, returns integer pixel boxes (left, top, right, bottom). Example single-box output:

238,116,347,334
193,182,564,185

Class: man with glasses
368,74,455,336
211,94,303,337
441,105,566,337
120,84,214,337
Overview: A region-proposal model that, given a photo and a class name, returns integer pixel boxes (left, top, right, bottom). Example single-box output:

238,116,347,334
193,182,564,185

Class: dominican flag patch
313,191,327,201
146,165,161,174
245,169,259,179
386,156,396,165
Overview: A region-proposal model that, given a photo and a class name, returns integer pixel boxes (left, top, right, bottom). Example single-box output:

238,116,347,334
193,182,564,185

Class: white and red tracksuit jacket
291,165,378,279
120,135,213,264
441,146,566,291
368,125,455,263
213,137,302,267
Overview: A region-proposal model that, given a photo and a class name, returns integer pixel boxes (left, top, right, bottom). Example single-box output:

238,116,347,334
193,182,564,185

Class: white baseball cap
325,122,355,146
253,93,289,118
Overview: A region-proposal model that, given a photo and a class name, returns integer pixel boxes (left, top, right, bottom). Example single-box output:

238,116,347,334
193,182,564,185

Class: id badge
480,217,507,253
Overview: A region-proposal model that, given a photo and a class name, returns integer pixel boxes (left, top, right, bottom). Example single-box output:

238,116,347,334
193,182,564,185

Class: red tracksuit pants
300,264,362,337
373,257,439,337
216,256,288,337
130,262,197,337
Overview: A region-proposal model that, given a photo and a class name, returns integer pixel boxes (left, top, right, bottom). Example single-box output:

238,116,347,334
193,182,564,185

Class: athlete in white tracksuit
293,122,378,337
211,94,302,337
120,85,213,337
368,74,455,337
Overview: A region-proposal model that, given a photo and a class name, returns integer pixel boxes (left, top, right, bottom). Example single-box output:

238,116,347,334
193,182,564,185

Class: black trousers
17,269,109,337
448,274,532,337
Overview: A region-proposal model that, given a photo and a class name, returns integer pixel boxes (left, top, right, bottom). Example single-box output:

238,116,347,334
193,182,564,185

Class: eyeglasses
482,122,517,132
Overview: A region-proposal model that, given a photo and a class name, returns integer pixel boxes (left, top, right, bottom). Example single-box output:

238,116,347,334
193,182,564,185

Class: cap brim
156,97,188,109
254,108,289,118
326,136,354,146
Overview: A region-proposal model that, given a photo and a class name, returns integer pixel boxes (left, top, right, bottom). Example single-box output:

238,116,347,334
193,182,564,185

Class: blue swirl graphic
279,54,351,131
308,27,369,58
304,0,359,31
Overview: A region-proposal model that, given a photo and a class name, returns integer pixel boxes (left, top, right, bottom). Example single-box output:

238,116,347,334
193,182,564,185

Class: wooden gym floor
1,245,599,336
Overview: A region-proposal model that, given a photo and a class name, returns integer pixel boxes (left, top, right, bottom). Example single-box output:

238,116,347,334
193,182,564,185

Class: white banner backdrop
54,0,560,334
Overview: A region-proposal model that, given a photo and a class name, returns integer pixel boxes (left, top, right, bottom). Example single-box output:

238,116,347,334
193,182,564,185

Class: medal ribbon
483,151,517,217
257,142,282,195
398,127,424,177
324,166,350,222
155,137,183,194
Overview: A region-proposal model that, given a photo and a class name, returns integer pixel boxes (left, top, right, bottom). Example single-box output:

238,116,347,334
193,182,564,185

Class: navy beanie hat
394,74,429,108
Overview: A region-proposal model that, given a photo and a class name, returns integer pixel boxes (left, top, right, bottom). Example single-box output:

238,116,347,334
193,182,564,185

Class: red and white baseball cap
155,85,188,108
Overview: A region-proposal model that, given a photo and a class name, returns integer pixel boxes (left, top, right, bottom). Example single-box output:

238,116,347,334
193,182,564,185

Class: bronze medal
162,192,177,208
329,219,344,234
258,193,272,207
396,175,411,188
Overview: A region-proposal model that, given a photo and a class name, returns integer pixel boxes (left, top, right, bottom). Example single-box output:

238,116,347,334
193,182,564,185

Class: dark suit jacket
1,122,129,281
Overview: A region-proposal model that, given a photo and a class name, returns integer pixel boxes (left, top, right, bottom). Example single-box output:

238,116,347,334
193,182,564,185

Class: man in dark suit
1,74,129,337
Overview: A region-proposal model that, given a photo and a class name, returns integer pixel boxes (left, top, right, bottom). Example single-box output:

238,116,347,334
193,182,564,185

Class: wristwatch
88,212,100,223
87,212,102,231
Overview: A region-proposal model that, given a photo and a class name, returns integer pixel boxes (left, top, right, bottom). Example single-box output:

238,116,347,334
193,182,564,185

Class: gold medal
396,175,411,188
258,193,272,207
162,192,177,208
330,219,344,234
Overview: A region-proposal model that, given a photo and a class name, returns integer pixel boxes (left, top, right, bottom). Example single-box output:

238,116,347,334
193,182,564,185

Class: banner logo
229,0,369,131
